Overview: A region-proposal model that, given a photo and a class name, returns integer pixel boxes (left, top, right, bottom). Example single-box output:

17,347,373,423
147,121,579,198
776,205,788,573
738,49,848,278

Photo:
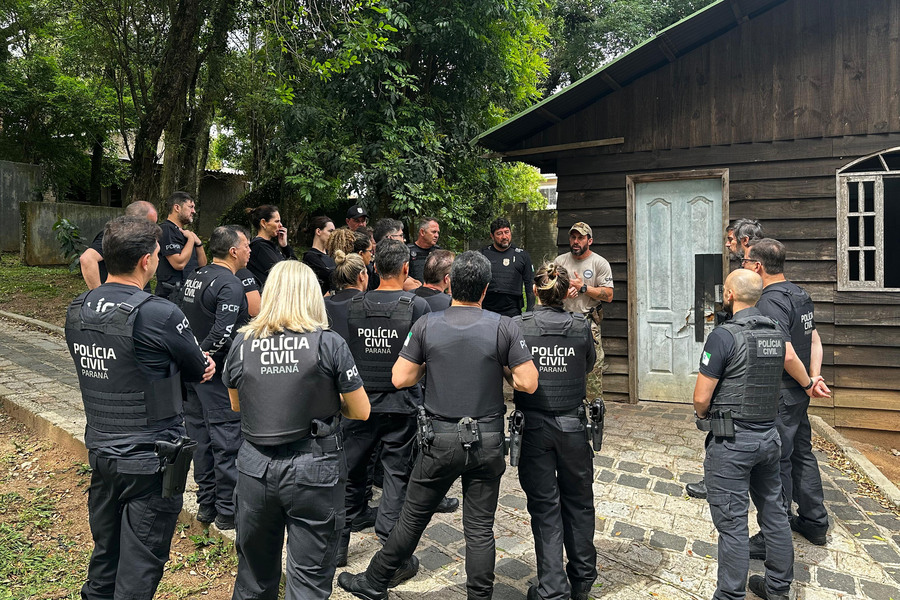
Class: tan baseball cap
569,222,592,237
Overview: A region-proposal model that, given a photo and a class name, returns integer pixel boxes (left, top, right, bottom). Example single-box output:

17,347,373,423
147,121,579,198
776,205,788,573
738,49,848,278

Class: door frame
625,169,730,404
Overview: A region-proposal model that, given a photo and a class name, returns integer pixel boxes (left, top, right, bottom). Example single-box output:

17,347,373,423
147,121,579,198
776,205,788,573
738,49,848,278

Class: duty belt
252,433,343,456
430,417,504,434
522,405,585,418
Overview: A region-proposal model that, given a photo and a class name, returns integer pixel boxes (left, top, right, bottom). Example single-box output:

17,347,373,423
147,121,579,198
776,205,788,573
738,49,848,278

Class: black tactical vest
711,314,785,422
346,293,415,392
760,284,815,388
421,310,504,419
65,290,182,433
514,311,590,412
482,246,523,296
236,329,340,445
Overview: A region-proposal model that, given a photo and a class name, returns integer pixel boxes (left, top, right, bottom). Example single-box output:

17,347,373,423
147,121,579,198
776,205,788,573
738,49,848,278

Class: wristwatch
580,284,588,294
803,379,814,390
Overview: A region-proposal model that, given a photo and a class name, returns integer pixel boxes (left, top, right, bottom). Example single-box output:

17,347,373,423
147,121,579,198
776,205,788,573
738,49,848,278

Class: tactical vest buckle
118,302,137,314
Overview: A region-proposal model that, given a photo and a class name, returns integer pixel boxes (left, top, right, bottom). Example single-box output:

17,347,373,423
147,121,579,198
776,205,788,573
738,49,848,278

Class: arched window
837,148,900,291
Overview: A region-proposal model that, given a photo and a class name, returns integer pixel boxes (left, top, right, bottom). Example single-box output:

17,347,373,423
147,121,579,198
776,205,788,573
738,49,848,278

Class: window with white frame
837,149,900,291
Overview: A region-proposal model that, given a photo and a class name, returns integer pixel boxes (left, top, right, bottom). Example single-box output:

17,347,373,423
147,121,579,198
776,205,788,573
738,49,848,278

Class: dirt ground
838,427,900,488
0,411,235,600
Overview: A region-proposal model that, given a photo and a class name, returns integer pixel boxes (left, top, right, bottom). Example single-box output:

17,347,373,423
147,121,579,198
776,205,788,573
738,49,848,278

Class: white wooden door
634,179,723,403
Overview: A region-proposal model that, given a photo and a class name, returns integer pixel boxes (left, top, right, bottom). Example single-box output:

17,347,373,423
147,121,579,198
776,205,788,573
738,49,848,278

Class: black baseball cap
346,204,368,219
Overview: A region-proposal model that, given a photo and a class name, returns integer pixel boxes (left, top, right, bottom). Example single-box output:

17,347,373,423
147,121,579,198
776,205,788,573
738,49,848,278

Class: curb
0,309,65,336
810,414,900,509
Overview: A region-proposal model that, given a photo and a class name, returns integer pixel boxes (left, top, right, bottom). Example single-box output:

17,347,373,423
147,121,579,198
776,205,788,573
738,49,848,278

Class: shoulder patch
701,351,711,366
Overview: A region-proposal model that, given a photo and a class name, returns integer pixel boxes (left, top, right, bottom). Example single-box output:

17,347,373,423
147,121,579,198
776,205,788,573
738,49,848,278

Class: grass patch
0,253,83,302
0,488,88,600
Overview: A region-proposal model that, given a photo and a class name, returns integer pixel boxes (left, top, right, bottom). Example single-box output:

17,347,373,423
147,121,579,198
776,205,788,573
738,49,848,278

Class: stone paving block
649,466,673,479
856,497,887,512
794,562,812,584
494,535,530,556
653,480,684,497
816,567,856,595
615,449,644,463
592,454,614,468
632,506,674,530
819,464,843,477
649,530,686,551
871,513,900,531
490,583,523,600
617,474,649,490
616,460,643,473
885,567,900,585
595,469,615,483
666,445,700,459
838,551,890,579
417,545,454,571
640,451,676,469
691,540,718,559
495,558,533,580
864,544,900,565
602,485,636,504
844,521,884,540
608,521,645,541
859,579,900,600
829,503,864,521
595,501,633,520
673,514,715,539
679,472,704,484
498,494,526,511
821,487,846,503
631,490,666,509
425,523,465,545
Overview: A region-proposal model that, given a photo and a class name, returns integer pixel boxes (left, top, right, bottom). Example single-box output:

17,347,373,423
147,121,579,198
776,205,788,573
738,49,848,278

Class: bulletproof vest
422,310,504,419
711,314,785,422
236,329,341,445
347,293,415,391
761,284,815,388
65,290,182,433
178,265,221,346
482,246,523,296
514,311,590,412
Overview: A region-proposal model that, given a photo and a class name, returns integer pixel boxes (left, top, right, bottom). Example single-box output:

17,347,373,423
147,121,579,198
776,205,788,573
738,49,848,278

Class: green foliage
541,0,716,95
52,218,85,271
0,252,85,303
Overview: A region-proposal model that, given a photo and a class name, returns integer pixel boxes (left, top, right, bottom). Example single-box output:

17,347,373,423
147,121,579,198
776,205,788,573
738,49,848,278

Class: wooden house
477,0,900,433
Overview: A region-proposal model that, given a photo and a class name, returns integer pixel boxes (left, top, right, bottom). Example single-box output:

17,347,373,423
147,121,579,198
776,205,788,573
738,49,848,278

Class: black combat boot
337,572,388,600
214,514,235,531
748,575,790,600
435,496,460,513
351,505,378,532
526,584,541,599
388,555,419,588
570,580,593,600
748,531,766,560
196,504,216,524
790,515,827,545
685,481,707,499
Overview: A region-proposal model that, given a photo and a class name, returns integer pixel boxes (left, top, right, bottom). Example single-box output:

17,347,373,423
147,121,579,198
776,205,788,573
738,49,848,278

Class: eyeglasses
387,233,405,241
740,258,760,266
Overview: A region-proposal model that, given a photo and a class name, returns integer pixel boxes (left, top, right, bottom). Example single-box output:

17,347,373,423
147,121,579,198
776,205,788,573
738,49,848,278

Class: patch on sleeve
403,331,412,346
701,351,711,366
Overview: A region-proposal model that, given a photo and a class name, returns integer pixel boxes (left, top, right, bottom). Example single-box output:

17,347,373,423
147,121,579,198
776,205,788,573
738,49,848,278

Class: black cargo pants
82,452,182,600
366,420,506,599
518,409,597,600
777,395,829,532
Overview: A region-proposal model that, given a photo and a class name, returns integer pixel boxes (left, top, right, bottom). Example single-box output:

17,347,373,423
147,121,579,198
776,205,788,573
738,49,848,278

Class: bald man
693,269,793,600
80,201,159,290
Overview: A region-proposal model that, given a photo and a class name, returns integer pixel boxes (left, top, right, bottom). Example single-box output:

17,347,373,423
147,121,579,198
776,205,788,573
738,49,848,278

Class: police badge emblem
503,258,510,266
583,269,594,279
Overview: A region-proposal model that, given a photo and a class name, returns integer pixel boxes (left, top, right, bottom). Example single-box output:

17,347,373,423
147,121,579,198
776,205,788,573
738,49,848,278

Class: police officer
742,239,831,559
338,251,539,600
480,217,535,316
334,239,432,567
406,216,440,283
414,249,454,312
157,191,207,299
694,269,793,600
179,225,252,530
513,262,597,600
65,216,214,600
223,261,370,599
79,201,158,290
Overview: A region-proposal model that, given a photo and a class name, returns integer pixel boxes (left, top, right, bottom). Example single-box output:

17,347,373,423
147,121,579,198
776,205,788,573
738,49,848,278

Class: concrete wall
195,174,250,237
0,161,43,252
21,202,122,266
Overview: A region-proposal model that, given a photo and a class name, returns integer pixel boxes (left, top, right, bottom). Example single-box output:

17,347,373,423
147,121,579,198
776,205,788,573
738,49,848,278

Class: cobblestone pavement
1,316,899,600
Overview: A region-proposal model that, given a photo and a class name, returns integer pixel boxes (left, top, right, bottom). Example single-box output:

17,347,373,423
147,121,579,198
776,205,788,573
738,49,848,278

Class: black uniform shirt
236,268,259,296
324,288,362,340
88,230,109,284
157,220,201,296
367,264,380,291
222,328,364,395
182,264,248,360
414,286,451,312
756,280,816,402
302,248,336,295
248,237,297,289
407,242,440,282
77,283,209,459
481,245,535,315
698,306,774,429
400,306,533,419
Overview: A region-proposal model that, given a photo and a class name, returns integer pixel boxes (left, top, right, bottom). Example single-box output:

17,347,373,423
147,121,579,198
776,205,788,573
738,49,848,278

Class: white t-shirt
555,251,614,314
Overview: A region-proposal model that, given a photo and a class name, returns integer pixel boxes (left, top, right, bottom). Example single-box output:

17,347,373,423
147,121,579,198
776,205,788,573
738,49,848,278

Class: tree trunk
89,139,103,205
127,0,203,208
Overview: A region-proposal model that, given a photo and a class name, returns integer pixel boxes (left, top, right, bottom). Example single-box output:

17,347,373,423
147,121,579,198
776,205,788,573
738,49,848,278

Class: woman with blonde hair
326,227,358,259
511,262,598,600
223,260,369,599
324,251,368,339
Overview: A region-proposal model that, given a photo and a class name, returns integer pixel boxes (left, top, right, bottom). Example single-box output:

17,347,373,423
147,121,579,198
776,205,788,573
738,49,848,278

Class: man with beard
407,217,441,283
480,217,534,317
157,191,207,299
555,222,614,396
726,219,763,262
